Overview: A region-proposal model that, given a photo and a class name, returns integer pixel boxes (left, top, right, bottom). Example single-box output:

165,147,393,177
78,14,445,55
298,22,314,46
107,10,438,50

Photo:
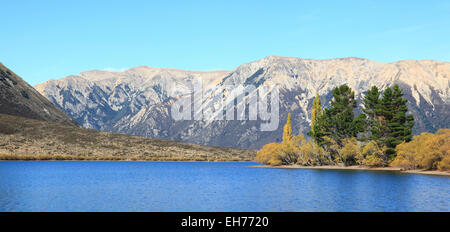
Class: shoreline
1,159,448,176
252,164,450,176
0,158,253,162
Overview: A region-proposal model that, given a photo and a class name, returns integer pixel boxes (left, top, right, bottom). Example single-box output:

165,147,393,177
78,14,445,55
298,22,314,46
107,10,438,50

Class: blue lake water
0,161,448,212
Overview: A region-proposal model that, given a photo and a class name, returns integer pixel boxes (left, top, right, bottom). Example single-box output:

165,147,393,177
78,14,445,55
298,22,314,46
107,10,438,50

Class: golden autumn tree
295,134,330,166
310,93,322,134
255,143,283,166
337,137,360,166
357,141,387,167
282,113,293,144
391,129,449,171
256,114,296,166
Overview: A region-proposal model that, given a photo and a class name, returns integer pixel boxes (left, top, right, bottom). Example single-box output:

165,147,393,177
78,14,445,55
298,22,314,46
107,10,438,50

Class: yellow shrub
256,143,284,165
297,142,313,165
279,140,300,165
268,156,283,166
322,136,340,156
257,134,332,166
438,156,450,171
337,138,360,166
358,141,387,167
363,154,386,167
391,129,449,171
297,140,330,166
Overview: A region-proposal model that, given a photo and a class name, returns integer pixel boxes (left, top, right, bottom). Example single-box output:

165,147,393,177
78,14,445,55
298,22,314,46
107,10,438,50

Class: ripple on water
0,161,448,212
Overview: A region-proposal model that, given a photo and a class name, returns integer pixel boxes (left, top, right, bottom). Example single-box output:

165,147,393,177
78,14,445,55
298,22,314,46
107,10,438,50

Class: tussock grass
0,114,256,161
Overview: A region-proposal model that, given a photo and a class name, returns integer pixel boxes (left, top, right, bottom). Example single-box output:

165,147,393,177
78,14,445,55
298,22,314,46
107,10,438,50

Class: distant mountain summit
0,63,78,126
35,56,450,149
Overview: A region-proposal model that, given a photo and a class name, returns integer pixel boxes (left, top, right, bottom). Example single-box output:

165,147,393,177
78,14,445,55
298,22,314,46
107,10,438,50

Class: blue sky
2,0,449,85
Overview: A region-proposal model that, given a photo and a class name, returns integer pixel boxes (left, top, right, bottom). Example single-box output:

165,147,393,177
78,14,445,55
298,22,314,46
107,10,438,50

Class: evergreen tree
361,86,382,141
386,84,414,157
322,84,357,146
282,113,292,144
310,84,413,160
308,93,331,146
310,112,331,146
373,85,414,158
363,86,381,122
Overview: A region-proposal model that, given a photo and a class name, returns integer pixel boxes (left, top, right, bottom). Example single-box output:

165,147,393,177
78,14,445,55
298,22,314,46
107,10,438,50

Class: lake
0,161,448,212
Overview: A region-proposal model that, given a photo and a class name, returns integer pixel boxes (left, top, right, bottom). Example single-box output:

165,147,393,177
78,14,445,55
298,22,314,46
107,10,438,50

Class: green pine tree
323,84,357,146
360,86,382,141
387,84,414,157
310,112,331,146
375,85,414,158
308,93,324,144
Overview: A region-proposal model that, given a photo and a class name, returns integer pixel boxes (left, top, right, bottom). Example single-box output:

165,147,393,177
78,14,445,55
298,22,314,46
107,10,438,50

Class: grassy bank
0,114,256,161
0,154,252,161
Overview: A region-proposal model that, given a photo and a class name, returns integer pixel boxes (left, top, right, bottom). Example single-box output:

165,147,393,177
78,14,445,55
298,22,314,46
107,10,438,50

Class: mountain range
35,56,450,149
0,63,254,160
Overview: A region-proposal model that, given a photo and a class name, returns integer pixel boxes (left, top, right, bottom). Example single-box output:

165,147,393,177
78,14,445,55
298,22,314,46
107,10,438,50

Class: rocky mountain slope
35,56,450,149
0,63,78,126
0,63,254,160
0,113,255,161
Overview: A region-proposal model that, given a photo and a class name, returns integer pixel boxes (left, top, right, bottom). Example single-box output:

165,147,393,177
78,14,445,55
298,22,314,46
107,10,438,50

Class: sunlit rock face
35,56,450,149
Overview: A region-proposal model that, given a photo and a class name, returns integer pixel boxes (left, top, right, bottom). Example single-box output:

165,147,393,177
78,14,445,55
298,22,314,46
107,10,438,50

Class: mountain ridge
34,56,450,149
0,62,78,126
